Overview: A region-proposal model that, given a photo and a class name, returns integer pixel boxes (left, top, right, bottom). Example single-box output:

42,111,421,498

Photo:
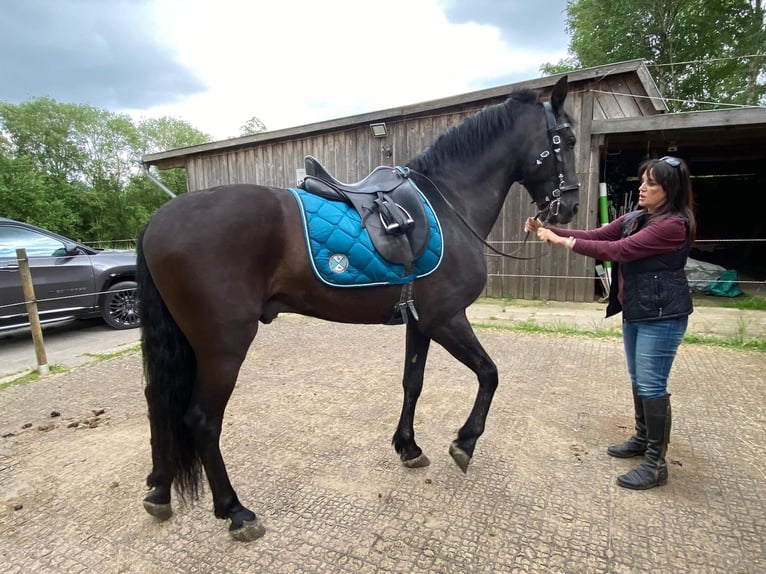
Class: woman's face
638,168,667,213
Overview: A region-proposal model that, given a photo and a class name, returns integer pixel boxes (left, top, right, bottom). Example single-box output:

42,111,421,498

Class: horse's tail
137,227,202,500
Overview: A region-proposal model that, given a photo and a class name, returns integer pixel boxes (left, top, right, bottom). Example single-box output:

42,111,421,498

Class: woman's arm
525,216,626,242
536,216,688,262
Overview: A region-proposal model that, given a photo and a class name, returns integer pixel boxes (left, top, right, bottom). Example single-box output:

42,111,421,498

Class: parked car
0,217,140,331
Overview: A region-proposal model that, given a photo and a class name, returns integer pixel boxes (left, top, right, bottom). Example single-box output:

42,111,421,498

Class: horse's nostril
573,203,579,215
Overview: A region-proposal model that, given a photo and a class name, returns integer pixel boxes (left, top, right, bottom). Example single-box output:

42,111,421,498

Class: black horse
138,75,579,541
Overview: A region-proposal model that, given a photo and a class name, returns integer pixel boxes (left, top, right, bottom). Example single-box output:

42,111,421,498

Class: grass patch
473,320,622,339
0,364,68,391
471,319,765,352
85,343,141,361
490,293,766,311
0,344,142,392
692,293,766,311
682,333,766,352
475,296,547,308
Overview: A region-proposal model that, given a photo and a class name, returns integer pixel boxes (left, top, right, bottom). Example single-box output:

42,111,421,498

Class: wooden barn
143,59,766,302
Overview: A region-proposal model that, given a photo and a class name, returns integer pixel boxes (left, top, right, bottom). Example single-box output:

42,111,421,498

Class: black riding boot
607,386,647,458
616,395,671,490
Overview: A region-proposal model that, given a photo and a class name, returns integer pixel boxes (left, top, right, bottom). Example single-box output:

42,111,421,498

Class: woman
526,156,696,490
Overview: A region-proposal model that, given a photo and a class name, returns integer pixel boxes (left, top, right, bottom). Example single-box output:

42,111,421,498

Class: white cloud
127,0,568,140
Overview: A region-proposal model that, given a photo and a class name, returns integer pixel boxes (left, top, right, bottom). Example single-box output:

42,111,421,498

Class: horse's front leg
392,324,432,468
190,354,265,542
432,313,498,473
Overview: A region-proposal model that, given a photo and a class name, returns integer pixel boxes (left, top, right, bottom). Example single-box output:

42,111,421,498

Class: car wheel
101,281,141,329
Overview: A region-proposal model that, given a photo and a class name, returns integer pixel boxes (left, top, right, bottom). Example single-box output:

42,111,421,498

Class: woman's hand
525,217,576,249
524,217,542,233
537,227,575,249
537,227,559,244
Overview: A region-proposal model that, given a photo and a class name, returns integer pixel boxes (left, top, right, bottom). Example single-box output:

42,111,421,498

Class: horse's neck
436,166,516,239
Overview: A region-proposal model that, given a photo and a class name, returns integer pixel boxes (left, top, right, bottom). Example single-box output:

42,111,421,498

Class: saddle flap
347,184,430,266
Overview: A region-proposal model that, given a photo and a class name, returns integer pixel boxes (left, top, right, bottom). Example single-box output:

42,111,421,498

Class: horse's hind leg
431,313,498,473
392,324,432,468
143,423,175,521
188,346,265,542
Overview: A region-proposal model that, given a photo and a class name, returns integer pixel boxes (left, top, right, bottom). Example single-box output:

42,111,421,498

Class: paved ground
0,312,764,573
0,319,141,382
1,297,764,382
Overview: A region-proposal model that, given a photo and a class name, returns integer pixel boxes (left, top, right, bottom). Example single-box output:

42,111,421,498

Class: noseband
533,101,579,220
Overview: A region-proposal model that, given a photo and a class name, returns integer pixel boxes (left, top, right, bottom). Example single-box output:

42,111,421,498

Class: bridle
406,100,580,260
531,101,580,221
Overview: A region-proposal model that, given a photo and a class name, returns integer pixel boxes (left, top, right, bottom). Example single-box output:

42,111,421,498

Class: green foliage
239,116,267,137
0,99,212,243
138,116,210,154
539,57,579,76
545,0,766,110
471,320,765,352
693,293,766,311
0,365,68,391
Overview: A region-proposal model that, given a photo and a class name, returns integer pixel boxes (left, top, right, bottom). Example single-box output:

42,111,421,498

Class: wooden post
15,248,49,375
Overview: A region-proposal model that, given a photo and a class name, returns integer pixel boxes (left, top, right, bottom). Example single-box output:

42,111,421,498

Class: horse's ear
550,75,569,111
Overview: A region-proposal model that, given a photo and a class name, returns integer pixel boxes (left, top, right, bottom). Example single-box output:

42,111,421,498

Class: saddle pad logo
329,254,349,273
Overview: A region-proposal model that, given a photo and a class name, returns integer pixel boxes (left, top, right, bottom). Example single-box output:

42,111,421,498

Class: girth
299,156,430,268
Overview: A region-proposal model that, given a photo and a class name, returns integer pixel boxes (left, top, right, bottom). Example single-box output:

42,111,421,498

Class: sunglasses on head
660,156,681,167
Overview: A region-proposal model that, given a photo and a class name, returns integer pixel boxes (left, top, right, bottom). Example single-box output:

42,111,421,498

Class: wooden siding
184,111,480,193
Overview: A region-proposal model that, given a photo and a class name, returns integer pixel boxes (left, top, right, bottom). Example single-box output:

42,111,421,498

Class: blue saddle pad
288,187,443,287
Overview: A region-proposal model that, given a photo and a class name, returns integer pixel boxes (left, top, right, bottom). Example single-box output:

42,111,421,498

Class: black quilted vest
605,211,693,321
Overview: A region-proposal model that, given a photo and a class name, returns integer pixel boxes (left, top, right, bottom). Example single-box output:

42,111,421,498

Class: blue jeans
622,316,688,399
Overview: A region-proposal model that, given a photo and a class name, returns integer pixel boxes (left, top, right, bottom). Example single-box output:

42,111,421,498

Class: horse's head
519,75,580,225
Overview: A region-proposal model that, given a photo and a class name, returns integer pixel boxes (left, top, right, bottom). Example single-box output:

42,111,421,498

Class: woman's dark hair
637,156,696,242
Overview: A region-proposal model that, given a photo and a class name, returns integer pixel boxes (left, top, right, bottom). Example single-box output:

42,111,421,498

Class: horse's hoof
449,442,471,474
143,499,173,521
229,517,266,542
402,453,431,468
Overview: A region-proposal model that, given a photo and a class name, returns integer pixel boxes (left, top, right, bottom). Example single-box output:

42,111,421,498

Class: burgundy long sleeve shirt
550,214,688,263
548,214,689,303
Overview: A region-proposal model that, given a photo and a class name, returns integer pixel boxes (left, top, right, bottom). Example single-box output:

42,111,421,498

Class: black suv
0,217,140,331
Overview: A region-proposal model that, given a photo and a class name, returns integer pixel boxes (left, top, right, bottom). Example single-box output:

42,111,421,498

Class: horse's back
144,184,291,252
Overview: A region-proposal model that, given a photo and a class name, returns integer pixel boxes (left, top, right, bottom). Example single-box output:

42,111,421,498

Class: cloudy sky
1,0,570,141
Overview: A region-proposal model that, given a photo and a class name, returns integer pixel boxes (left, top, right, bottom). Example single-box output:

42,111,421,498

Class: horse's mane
407,89,540,173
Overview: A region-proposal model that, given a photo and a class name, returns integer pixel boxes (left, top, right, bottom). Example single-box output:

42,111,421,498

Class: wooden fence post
15,248,49,375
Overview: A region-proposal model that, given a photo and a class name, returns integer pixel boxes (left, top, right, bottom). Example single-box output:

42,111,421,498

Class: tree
0,98,88,237
0,98,89,182
137,116,211,199
138,116,210,155
239,116,267,136
0,152,76,234
0,99,213,242
542,0,766,110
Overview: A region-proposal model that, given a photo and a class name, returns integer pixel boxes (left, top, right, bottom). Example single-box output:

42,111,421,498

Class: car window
0,226,67,258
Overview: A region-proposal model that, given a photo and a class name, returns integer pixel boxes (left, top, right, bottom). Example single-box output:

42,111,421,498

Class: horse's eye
567,137,576,148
